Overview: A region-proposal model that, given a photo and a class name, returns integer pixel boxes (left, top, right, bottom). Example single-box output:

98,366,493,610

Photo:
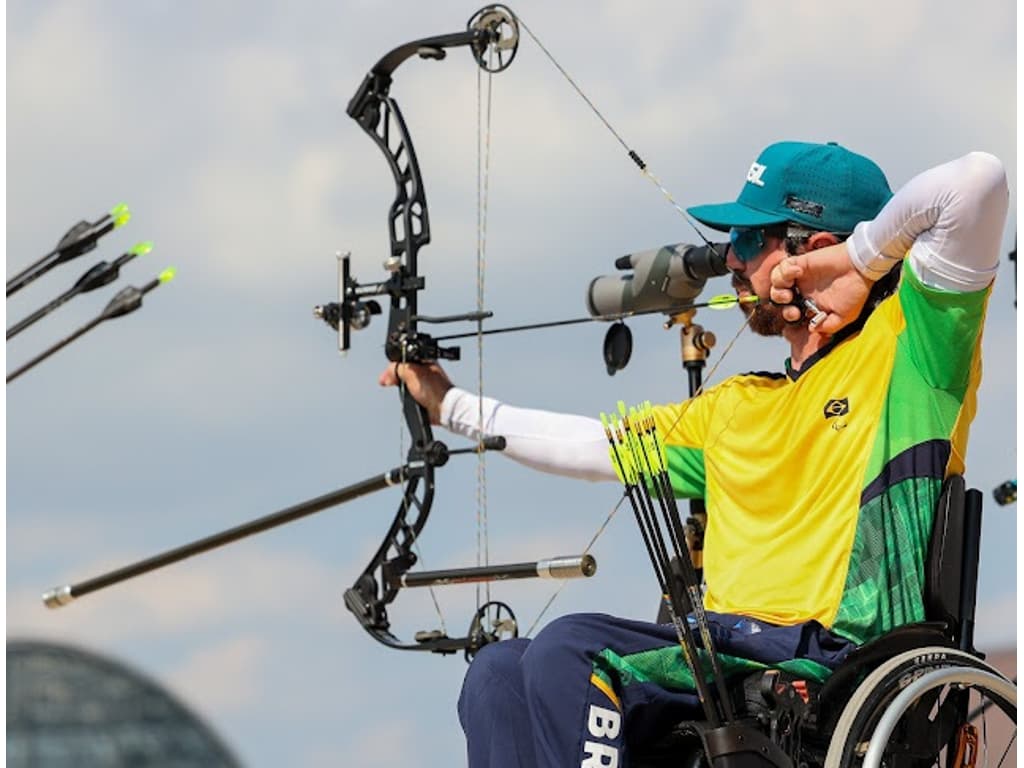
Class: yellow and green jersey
651,263,990,645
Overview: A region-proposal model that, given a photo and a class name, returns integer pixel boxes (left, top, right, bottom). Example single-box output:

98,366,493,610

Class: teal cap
687,141,892,234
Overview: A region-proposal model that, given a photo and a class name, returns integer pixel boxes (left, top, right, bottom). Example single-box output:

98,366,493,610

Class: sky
6,1,1017,766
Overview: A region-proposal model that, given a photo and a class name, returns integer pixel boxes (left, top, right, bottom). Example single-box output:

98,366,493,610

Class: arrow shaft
6,316,102,383
433,297,746,343
6,251,60,297
6,285,82,339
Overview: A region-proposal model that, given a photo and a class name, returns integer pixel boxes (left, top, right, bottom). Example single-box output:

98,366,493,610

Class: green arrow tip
158,267,176,284
131,241,154,256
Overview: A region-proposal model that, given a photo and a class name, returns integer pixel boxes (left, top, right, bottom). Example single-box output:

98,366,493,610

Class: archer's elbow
959,151,1009,212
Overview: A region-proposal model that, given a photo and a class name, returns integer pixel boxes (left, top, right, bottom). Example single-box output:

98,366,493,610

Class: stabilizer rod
43,464,411,608
397,554,597,588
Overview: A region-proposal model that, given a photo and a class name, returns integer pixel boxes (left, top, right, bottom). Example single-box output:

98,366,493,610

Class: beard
731,273,786,337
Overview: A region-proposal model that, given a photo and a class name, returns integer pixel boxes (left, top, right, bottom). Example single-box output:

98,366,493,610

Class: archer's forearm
440,388,616,482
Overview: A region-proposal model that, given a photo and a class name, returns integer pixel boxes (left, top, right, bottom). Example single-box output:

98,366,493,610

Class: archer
382,142,1009,767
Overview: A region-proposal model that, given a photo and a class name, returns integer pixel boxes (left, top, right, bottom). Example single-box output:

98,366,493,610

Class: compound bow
318,4,740,656
316,5,595,656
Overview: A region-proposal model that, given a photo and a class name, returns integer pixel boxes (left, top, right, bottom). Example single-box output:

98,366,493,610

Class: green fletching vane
158,267,176,283
110,203,131,228
131,241,154,256
603,402,678,489
646,435,660,470
620,441,637,484
608,450,624,483
707,293,760,309
627,407,639,434
707,294,738,308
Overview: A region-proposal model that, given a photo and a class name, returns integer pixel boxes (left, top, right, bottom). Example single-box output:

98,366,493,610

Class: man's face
726,232,788,337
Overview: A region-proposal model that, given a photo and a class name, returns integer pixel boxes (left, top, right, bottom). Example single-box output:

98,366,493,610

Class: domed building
7,640,240,767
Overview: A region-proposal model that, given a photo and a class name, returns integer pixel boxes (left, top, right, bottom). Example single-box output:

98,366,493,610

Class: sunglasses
728,224,816,263
728,227,772,262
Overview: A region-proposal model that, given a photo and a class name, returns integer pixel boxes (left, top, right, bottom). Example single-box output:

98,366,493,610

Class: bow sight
314,252,492,363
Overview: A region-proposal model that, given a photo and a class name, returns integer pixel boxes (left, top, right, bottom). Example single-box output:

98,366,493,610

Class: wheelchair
635,475,1017,768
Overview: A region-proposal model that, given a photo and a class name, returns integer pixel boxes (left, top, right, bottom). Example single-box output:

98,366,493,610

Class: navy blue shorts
458,611,854,768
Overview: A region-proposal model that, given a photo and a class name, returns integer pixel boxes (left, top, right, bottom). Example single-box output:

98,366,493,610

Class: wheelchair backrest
925,474,966,630
923,473,982,652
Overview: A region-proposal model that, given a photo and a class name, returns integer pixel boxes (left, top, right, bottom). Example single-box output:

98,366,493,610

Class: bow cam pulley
465,600,518,661
467,5,520,72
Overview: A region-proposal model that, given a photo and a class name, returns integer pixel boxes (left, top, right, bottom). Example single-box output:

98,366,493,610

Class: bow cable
513,13,714,247
476,49,495,614
524,493,626,637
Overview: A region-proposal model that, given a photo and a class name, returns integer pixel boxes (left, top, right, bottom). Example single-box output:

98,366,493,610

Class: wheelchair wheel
824,646,1016,768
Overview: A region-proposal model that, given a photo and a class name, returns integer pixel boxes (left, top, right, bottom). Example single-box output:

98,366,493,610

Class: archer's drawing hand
379,362,454,425
769,242,874,335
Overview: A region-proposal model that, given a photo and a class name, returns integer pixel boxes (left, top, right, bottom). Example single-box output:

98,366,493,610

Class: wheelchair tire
823,646,1015,768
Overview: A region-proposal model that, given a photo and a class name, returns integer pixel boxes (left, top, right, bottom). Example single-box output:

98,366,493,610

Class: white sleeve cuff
847,224,903,281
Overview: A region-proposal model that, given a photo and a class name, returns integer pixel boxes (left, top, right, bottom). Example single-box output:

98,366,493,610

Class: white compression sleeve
847,152,1008,291
439,388,617,482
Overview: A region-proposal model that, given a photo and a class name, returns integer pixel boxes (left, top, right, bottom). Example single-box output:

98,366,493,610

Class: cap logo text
746,162,767,187
785,195,824,219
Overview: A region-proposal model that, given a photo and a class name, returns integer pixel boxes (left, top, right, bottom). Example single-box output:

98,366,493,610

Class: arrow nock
110,202,131,229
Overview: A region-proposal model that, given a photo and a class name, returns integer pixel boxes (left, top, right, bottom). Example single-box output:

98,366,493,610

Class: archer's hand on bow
769,242,874,335
379,362,454,426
